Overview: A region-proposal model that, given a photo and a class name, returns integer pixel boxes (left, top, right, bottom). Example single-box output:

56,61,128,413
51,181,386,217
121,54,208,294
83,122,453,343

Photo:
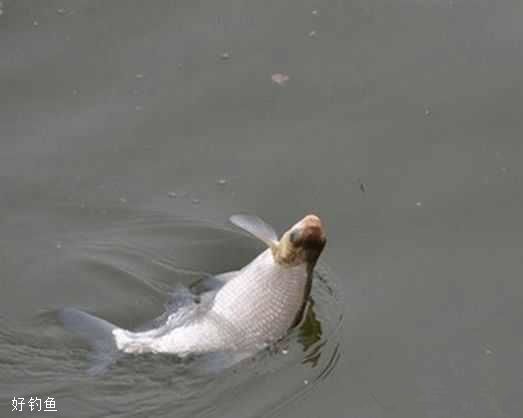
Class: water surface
1,0,523,417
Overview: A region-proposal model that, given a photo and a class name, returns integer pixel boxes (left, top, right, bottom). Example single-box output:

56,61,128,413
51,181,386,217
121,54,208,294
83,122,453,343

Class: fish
59,214,326,371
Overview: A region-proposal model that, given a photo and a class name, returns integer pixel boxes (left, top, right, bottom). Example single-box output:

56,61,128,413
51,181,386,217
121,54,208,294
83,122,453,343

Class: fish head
274,214,326,268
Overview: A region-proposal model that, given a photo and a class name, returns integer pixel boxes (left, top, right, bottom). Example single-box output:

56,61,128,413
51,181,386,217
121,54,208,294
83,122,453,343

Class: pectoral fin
189,270,239,295
229,214,279,248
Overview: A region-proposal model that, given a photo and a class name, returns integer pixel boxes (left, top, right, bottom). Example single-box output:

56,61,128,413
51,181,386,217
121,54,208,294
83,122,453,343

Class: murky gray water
1,0,523,417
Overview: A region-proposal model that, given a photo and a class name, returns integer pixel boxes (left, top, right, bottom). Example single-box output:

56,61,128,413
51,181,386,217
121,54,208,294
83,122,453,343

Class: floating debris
424,107,431,116
304,379,309,385
271,73,289,86
119,197,127,204
219,52,231,61
416,201,422,207
191,198,200,205
33,20,39,27
281,349,288,355
216,178,227,186
135,73,144,79
56,8,66,15
308,30,317,38
312,9,319,15
167,192,177,198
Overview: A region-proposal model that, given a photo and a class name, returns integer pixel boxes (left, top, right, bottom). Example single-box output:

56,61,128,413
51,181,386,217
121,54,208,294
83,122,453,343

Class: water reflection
298,300,323,367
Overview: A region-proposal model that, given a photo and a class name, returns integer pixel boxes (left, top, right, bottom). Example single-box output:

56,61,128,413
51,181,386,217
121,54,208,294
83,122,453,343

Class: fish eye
289,230,300,244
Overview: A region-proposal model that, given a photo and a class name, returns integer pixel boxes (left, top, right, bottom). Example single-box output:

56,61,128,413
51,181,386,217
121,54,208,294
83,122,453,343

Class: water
1,0,523,417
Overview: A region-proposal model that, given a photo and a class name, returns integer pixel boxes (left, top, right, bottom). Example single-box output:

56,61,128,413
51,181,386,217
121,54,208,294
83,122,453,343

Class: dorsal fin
229,214,279,248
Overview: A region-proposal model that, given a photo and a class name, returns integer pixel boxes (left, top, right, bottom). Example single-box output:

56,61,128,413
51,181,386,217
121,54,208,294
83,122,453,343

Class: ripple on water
2,212,343,418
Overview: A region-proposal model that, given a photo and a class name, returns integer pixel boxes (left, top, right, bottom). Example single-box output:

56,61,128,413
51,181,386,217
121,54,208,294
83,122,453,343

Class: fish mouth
289,214,326,257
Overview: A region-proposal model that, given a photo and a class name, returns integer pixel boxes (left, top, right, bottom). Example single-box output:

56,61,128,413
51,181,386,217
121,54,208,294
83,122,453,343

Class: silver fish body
114,249,308,355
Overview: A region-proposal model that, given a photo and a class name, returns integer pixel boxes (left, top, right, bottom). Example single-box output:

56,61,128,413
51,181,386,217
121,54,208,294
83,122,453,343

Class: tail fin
58,307,123,375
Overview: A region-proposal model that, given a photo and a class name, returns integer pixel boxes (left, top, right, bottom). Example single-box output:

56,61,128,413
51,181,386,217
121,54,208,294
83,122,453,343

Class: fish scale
122,250,308,355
